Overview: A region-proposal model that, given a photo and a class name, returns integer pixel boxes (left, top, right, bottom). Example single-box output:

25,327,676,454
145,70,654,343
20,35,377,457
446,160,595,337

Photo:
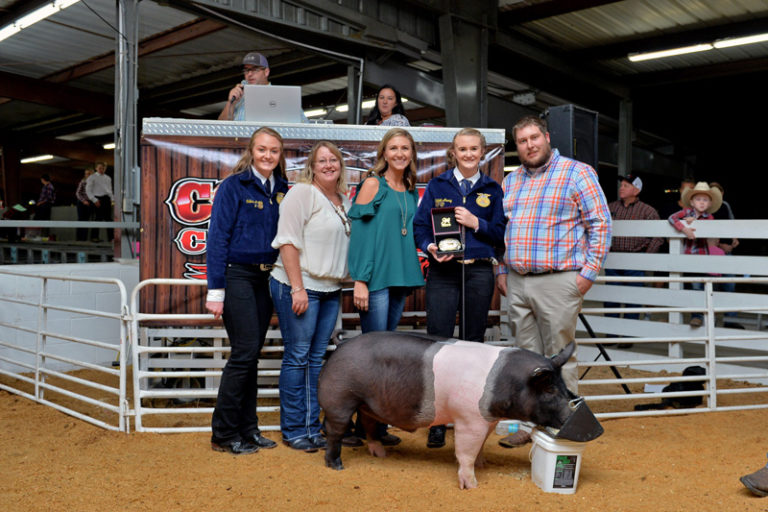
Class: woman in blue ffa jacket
205,127,288,455
413,127,506,447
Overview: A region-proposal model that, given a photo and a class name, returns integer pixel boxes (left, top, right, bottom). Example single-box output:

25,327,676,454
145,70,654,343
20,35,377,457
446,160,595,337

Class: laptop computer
243,84,304,123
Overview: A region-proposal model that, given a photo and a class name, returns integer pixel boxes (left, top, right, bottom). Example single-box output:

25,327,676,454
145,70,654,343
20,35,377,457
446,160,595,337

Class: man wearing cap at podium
219,52,271,121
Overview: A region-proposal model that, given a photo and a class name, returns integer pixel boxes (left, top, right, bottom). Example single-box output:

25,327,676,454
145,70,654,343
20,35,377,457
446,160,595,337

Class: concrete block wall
0,261,139,373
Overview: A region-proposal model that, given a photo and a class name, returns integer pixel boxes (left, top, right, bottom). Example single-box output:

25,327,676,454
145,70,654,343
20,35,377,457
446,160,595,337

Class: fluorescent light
335,104,349,113
103,142,116,150
0,1,81,43
628,44,712,62
714,32,768,48
0,25,21,42
16,4,59,29
21,154,54,164
503,165,520,173
303,108,327,118
361,99,376,109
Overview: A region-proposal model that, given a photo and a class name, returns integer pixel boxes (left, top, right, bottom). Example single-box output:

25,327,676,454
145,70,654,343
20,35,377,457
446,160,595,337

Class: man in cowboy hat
667,181,722,327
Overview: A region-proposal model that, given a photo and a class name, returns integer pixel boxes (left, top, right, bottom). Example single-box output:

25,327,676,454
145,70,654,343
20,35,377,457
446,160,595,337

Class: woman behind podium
365,84,410,127
205,126,288,455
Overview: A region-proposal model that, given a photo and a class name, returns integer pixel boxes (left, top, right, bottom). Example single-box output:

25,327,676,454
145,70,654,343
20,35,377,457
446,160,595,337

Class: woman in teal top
346,127,425,447
348,127,424,332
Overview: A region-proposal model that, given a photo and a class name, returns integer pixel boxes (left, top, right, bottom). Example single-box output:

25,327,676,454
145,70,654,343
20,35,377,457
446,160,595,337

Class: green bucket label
552,455,578,488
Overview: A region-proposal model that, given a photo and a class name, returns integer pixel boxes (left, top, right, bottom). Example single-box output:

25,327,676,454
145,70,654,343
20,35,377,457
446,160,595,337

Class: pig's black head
486,342,577,429
524,342,578,428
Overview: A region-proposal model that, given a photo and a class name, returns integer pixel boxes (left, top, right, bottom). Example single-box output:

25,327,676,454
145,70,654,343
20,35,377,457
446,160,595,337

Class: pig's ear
529,367,555,391
550,342,575,369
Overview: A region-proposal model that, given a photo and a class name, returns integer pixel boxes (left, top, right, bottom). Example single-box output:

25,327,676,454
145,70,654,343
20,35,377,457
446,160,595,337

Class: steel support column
347,65,361,125
618,98,633,176
439,14,488,127
115,0,140,259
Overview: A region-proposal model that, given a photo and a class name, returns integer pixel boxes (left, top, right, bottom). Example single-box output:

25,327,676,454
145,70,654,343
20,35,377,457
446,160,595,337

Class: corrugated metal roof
514,0,768,74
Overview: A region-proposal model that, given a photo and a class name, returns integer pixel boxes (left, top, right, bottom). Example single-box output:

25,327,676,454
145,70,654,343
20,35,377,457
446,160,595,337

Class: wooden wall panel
140,132,504,325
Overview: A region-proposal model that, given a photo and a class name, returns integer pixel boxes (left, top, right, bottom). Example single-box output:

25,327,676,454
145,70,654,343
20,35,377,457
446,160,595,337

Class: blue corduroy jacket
205,170,289,289
414,169,506,261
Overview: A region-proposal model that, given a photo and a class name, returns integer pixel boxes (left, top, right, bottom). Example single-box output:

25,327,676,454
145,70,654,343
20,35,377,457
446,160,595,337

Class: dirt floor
3,368,768,512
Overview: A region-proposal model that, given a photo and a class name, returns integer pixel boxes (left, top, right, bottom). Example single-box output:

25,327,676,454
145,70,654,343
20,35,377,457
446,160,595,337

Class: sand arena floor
2,364,768,511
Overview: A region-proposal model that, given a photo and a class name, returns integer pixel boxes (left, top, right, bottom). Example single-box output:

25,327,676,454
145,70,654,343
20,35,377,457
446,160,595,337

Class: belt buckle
259,263,273,272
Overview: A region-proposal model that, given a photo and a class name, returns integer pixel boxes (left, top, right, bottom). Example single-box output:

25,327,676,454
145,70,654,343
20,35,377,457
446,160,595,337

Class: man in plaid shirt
604,174,662,324
496,115,611,448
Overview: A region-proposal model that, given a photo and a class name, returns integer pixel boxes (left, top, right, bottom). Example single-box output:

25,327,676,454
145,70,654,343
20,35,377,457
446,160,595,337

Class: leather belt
519,268,565,276
229,263,274,272
455,258,494,265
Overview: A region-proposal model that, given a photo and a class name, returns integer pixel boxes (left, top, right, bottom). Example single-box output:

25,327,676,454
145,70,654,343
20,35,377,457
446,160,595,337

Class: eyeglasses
242,66,265,73
316,158,340,166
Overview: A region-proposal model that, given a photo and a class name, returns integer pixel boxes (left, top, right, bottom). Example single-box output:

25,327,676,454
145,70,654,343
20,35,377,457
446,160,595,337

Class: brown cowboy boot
740,466,768,497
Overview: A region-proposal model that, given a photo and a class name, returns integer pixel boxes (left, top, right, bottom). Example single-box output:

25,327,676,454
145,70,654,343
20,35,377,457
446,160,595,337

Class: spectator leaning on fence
667,181,722,328
604,174,663,327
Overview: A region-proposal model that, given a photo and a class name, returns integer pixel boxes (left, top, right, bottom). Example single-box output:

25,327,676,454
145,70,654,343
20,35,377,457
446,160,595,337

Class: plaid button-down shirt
38,182,55,206
608,198,663,253
668,208,714,255
498,149,611,281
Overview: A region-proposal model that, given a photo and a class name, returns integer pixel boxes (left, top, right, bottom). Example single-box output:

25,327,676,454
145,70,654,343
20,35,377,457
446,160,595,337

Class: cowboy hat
681,181,722,214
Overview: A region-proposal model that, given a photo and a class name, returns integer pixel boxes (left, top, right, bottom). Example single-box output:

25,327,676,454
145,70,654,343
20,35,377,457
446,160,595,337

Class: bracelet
290,287,304,295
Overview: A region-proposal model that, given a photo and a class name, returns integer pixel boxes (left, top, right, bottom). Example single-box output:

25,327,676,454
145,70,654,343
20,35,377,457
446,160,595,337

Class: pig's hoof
458,470,478,490
367,441,387,458
325,458,344,471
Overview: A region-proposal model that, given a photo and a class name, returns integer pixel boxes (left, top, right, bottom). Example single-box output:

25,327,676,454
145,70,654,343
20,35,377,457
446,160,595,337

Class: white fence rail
129,279,288,433
2,219,768,432
575,219,768,417
0,268,129,431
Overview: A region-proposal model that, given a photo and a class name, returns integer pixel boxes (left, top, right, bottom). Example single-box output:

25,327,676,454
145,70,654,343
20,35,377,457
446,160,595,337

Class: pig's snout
547,398,604,442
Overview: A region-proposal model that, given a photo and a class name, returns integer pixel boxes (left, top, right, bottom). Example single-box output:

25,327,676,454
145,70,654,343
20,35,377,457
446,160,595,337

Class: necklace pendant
401,227,407,236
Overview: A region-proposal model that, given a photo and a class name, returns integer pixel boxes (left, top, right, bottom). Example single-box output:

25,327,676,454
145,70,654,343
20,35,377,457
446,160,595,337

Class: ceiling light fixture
0,0,81,43
21,154,55,164
103,142,116,150
303,108,328,118
713,32,768,48
628,44,713,62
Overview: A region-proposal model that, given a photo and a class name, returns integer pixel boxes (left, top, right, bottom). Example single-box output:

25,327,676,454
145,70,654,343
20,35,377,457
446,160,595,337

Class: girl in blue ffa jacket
205,126,288,455
413,127,506,448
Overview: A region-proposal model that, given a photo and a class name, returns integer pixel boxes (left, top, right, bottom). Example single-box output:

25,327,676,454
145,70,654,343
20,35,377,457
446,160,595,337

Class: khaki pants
505,270,584,394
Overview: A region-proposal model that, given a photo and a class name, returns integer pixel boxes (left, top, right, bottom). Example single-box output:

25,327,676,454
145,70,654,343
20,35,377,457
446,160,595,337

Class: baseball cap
242,52,269,68
618,173,642,192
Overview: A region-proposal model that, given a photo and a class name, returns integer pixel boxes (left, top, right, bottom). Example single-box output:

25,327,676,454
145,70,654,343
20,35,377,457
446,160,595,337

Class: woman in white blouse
269,141,351,452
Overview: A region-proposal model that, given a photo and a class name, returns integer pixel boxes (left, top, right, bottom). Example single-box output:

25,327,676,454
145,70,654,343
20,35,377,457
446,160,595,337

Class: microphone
230,80,247,103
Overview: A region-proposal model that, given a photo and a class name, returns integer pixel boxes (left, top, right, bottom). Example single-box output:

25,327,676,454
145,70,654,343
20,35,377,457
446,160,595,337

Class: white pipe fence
1,219,767,433
0,268,129,431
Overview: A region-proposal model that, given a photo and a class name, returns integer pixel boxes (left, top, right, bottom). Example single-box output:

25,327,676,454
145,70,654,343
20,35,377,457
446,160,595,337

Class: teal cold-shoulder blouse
347,176,425,292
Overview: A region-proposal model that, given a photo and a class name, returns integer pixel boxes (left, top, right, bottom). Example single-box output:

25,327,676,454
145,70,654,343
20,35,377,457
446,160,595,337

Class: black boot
427,425,446,448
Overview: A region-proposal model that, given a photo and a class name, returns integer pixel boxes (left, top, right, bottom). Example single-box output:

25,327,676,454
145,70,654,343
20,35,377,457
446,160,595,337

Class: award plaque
431,207,464,256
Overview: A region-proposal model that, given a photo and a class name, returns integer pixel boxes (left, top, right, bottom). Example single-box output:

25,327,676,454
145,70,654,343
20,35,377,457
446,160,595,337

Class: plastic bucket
529,428,586,494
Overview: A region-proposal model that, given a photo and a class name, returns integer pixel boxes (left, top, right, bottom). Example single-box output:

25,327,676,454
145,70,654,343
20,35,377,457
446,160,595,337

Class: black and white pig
318,331,591,489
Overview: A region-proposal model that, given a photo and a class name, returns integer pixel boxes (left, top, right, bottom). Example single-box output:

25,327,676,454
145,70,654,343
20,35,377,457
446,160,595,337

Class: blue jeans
690,280,704,321
354,286,409,438
270,278,340,441
211,264,273,444
604,268,645,320
359,287,409,333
